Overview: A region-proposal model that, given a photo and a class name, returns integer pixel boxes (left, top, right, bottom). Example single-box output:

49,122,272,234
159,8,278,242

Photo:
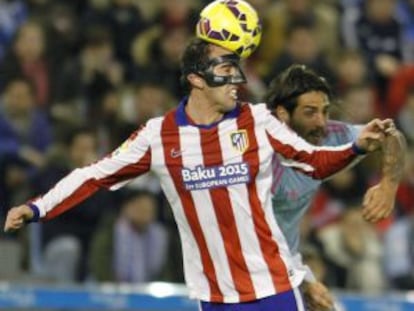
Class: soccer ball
196,0,262,58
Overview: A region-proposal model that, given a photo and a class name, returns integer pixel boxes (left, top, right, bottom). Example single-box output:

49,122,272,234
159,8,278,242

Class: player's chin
221,100,237,112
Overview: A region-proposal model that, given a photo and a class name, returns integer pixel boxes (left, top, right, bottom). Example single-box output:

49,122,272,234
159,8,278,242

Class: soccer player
266,64,406,310
4,38,392,311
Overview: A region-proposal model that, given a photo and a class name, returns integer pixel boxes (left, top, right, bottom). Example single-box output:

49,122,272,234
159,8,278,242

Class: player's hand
301,280,334,311
355,119,387,152
382,119,398,136
362,181,397,222
3,205,34,233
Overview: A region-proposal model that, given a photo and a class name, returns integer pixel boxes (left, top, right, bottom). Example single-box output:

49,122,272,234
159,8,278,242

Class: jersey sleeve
348,124,363,140
30,124,153,221
262,107,361,179
325,120,363,144
291,253,317,283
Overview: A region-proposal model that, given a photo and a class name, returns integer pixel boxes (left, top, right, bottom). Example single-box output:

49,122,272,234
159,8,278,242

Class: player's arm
362,125,407,222
263,106,386,179
4,126,153,232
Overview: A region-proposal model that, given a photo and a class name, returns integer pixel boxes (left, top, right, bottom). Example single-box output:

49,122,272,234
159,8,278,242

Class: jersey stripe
217,120,276,299
149,117,211,301
271,154,284,194
99,150,152,188
241,106,291,293
267,134,354,179
199,126,256,300
161,112,224,302
182,127,238,302
43,178,99,220
43,149,152,220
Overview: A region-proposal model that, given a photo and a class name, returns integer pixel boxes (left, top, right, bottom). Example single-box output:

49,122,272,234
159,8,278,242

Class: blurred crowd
0,0,414,293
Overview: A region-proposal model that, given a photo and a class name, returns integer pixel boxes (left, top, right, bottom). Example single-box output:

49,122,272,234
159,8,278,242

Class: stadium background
0,0,414,310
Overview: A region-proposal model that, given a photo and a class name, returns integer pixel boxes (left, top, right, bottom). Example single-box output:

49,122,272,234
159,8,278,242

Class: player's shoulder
130,115,166,142
240,102,273,119
243,102,268,112
145,115,165,129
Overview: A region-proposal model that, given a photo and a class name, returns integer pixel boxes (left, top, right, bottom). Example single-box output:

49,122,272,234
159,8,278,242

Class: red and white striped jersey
31,101,359,303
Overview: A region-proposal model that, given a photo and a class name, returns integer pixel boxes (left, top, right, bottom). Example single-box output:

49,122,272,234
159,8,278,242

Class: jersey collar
175,96,241,129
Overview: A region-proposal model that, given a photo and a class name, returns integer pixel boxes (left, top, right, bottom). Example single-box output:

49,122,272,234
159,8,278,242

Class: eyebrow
302,104,330,110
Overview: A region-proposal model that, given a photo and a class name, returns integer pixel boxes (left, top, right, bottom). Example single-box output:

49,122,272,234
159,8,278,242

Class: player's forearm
30,166,103,220
380,130,406,186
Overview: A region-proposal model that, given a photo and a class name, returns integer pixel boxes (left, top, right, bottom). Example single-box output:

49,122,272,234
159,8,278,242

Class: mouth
308,130,325,144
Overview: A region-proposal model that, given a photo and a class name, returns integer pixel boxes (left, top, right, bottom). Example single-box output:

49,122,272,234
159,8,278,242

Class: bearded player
266,64,406,310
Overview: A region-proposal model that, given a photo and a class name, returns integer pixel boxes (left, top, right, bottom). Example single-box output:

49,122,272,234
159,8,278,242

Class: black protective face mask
198,54,247,87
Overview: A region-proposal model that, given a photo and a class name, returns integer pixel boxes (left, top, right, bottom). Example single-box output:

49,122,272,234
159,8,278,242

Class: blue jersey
271,121,362,254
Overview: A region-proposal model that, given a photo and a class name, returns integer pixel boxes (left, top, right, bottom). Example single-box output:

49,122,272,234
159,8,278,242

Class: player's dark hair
265,64,332,114
180,37,211,93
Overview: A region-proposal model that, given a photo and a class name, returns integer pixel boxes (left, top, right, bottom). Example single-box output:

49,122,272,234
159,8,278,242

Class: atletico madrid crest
230,130,249,153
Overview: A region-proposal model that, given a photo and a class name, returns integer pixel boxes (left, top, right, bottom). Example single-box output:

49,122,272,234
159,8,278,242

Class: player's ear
187,73,204,89
275,106,290,123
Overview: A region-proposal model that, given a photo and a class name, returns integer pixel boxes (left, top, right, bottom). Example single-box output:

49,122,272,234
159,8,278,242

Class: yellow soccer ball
196,0,262,58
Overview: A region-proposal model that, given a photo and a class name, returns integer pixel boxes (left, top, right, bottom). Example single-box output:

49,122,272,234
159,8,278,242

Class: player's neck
186,93,224,126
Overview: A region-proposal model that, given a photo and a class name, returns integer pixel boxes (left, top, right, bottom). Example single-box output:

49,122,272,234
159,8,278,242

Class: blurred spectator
256,0,339,77
0,77,52,163
89,189,168,283
25,0,51,18
338,84,378,123
153,0,199,30
25,0,87,20
129,81,174,126
317,0,362,11
0,77,52,211
110,0,148,66
334,49,371,97
0,20,55,107
318,204,386,292
134,0,162,21
44,3,81,65
130,24,191,99
31,127,115,281
53,25,124,129
396,89,414,145
95,88,131,153
82,0,111,24
0,0,28,61
81,0,148,67
394,147,414,216
383,213,414,289
264,20,336,86
396,0,414,62
309,168,368,229
341,0,403,99
298,213,346,287
386,65,414,118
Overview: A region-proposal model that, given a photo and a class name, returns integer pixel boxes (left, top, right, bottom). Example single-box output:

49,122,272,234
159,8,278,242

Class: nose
315,113,327,127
